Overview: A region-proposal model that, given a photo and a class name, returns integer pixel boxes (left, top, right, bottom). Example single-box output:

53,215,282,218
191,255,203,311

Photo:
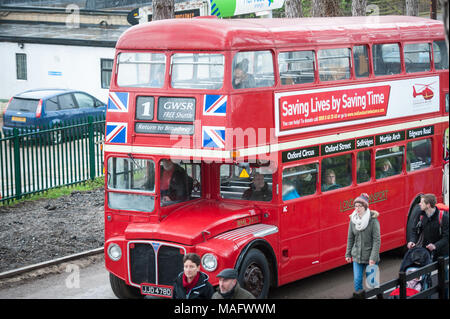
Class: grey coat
345,210,381,264
211,282,255,299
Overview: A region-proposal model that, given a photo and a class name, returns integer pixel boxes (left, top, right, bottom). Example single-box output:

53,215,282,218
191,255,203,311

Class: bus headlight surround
201,253,218,272
108,243,122,261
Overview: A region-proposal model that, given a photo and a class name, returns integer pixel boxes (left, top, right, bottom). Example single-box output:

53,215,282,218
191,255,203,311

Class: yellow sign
239,168,249,178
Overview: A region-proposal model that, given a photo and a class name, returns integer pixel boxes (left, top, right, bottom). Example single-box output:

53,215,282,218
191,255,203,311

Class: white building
0,21,128,103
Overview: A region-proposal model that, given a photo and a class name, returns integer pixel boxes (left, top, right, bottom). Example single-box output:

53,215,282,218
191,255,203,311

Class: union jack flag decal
202,126,226,149
107,92,129,112
106,122,128,144
203,94,227,116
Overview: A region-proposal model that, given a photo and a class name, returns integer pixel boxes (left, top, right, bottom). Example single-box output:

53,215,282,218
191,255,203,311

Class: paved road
0,250,403,299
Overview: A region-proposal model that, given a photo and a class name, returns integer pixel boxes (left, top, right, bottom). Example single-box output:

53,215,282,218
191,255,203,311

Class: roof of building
0,21,129,47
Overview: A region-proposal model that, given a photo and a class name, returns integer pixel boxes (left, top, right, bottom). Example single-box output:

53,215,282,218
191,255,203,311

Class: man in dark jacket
408,194,449,260
242,173,271,201
212,268,255,299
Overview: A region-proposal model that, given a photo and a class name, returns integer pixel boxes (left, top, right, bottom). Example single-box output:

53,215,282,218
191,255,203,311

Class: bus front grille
129,242,184,286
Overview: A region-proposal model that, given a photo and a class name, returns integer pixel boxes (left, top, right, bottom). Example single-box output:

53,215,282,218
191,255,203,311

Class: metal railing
353,256,449,299
0,116,105,203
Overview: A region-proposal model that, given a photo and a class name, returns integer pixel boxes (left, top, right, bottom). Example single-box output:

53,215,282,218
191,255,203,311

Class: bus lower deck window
282,163,318,201
321,154,352,192
220,163,273,201
407,139,432,171
357,151,371,184
375,146,404,179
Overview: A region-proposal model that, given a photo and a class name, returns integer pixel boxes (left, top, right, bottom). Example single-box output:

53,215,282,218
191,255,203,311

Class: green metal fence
0,117,105,204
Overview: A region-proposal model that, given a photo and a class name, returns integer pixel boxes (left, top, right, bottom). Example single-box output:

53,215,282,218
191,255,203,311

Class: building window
16,53,27,80
101,58,113,89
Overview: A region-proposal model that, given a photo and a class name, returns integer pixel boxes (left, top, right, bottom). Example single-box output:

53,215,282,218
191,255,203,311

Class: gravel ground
0,188,104,273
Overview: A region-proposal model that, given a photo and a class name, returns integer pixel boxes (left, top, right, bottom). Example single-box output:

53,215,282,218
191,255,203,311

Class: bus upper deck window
373,43,401,76
117,52,166,88
404,43,431,73
318,48,351,81
278,50,315,85
353,45,370,78
171,53,224,90
433,41,449,70
232,51,274,89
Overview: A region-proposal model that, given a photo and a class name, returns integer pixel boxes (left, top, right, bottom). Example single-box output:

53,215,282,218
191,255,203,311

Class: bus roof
116,16,444,51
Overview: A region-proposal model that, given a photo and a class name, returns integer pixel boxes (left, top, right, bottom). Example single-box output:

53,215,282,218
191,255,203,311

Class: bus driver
242,173,271,201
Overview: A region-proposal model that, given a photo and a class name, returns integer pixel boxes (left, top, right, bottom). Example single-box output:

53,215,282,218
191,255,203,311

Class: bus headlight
201,253,218,272
107,243,122,261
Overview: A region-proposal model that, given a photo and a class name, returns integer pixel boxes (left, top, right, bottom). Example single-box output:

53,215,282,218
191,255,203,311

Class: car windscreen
7,98,39,113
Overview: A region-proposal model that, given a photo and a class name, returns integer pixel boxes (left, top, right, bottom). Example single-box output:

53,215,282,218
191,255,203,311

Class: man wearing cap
212,268,255,299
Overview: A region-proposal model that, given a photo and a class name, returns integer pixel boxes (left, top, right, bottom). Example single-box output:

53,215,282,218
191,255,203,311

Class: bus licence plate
11,116,26,122
140,283,173,298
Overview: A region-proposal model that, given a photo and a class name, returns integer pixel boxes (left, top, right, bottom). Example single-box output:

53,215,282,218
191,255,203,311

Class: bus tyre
238,249,270,299
109,273,143,299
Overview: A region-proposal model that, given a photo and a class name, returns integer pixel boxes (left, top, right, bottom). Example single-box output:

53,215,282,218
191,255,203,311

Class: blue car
2,88,106,137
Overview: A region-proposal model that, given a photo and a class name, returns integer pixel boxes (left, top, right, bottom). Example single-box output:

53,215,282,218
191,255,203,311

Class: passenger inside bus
232,59,255,89
282,183,300,201
321,169,341,191
376,159,395,179
160,159,192,205
356,156,370,184
242,173,272,201
282,164,317,199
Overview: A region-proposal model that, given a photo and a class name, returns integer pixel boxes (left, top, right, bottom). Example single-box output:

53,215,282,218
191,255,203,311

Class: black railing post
399,271,407,299
437,257,446,299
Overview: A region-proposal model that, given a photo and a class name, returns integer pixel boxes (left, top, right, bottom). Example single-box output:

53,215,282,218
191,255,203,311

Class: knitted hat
354,193,369,209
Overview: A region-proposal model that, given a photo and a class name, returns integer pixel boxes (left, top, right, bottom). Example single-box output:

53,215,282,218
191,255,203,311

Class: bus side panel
228,92,275,150
278,197,320,285
371,178,407,252
319,189,356,272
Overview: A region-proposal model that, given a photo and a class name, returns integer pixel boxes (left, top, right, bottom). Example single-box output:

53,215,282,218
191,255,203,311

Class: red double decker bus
104,16,449,298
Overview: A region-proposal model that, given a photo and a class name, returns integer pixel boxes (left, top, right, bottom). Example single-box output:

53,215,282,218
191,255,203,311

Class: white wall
0,42,115,103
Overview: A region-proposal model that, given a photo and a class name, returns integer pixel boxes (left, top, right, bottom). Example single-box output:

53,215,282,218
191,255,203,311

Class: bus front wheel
109,273,143,299
238,249,270,299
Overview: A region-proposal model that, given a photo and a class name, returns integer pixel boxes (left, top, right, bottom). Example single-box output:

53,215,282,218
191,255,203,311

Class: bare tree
285,0,303,18
440,0,449,50
312,0,341,17
352,0,367,16
152,0,174,21
405,0,419,16
311,0,324,17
